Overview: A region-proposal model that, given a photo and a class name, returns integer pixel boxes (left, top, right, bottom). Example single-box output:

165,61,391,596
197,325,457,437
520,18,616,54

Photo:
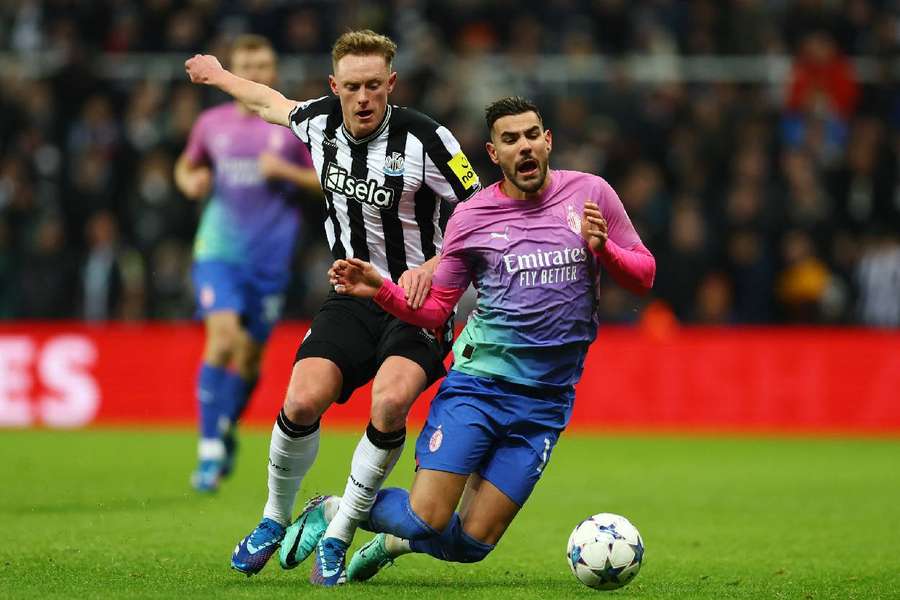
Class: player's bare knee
461,520,506,547
204,328,237,366
409,495,454,533
370,387,415,432
282,386,325,426
283,373,338,426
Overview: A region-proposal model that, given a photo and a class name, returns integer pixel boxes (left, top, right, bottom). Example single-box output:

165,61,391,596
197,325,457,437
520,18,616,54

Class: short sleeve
288,96,330,144
183,113,209,165
432,210,473,290
422,125,481,204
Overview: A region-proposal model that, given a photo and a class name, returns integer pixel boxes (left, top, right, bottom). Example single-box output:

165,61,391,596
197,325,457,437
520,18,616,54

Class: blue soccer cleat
309,537,348,586
231,518,286,576
347,533,394,582
190,459,223,493
279,495,332,570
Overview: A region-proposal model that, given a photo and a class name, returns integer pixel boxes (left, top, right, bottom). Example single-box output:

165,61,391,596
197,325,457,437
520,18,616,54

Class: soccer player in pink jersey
325,96,655,582
175,35,320,493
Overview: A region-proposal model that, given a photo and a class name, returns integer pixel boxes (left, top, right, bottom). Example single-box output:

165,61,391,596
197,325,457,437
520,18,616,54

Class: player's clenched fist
258,151,287,179
329,258,384,298
182,167,212,199
581,200,608,252
185,54,225,85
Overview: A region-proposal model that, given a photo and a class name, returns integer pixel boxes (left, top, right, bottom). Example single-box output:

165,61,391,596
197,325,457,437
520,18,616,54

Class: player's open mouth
357,109,374,120
517,158,539,176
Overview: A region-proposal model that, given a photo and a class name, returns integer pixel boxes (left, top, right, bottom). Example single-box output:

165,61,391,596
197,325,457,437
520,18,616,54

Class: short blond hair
332,29,397,70
230,34,276,60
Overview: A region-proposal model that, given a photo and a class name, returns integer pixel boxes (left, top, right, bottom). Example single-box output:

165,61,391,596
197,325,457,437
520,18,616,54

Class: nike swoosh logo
318,547,339,578
247,539,275,554
286,520,306,564
321,565,340,578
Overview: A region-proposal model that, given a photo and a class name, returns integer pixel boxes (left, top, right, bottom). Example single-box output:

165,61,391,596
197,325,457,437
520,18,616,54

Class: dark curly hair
484,96,543,133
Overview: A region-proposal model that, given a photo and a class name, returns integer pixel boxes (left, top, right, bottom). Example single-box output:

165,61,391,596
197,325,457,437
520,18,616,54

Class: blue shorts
415,369,574,506
191,260,287,343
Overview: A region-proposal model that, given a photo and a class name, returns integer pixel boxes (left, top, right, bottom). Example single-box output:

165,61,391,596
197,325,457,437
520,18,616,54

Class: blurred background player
184,30,480,582
175,34,320,492
326,96,654,582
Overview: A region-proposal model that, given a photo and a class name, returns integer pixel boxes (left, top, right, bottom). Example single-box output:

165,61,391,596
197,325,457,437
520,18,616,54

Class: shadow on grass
221,576,581,594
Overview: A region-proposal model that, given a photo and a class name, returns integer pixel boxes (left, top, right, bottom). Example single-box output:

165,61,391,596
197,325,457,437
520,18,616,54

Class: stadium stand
1,0,898,325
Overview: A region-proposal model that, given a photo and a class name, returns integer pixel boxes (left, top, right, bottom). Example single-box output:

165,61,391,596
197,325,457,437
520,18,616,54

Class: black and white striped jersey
288,95,481,282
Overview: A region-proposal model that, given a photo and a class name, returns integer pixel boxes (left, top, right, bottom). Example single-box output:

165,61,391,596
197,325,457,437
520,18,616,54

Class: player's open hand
582,201,608,253
185,54,224,85
398,265,433,309
329,258,384,298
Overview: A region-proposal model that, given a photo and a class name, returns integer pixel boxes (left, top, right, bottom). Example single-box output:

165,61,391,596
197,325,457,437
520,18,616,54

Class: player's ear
544,128,552,154
386,71,397,93
328,74,339,96
486,141,499,165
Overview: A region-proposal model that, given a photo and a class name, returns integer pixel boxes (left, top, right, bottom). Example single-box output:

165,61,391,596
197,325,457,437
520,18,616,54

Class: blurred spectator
0,219,16,317
726,229,774,323
857,235,900,327
124,80,166,153
82,210,145,321
776,229,833,322
695,272,734,324
18,215,78,318
654,200,710,321
829,117,897,234
148,238,192,318
780,150,831,242
782,30,859,165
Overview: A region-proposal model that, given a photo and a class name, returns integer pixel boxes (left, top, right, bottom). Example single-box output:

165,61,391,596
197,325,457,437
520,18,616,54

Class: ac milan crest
429,426,443,452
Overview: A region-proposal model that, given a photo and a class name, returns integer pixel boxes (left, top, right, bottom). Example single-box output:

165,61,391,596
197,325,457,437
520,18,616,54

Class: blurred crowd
1,0,899,326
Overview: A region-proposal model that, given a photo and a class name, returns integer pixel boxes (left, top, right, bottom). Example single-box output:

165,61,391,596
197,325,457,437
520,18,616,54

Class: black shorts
295,291,453,404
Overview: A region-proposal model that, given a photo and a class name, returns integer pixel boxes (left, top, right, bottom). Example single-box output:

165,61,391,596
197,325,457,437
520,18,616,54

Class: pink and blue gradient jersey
184,103,313,278
373,169,654,389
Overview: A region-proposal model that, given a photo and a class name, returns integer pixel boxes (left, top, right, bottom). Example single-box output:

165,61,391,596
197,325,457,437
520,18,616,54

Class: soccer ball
566,513,644,590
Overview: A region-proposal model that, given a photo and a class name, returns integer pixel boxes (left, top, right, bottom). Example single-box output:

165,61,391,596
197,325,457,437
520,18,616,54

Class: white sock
324,424,405,543
262,414,320,526
198,438,225,461
385,534,412,557
323,495,341,521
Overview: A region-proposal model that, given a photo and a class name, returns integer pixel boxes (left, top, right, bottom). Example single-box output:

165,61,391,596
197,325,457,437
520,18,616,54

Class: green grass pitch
1,428,898,599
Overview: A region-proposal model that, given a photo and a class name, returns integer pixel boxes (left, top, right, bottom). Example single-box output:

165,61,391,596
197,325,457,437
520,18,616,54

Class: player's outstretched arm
330,258,384,299
184,54,295,127
331,258,463,329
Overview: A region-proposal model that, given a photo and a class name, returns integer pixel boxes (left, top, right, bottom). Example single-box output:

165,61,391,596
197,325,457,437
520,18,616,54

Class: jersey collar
341,105,392,145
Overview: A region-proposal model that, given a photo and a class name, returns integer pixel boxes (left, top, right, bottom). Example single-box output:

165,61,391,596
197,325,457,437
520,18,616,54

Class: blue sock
410,513,495,563
362,488,438,541
221,371,257,425
197,363,228,439
364,487,495,563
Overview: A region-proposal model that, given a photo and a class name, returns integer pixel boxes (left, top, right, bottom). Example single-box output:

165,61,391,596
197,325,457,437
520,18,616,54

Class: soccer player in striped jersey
175,35,319,493
327,96,655,581
184,30,481,584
